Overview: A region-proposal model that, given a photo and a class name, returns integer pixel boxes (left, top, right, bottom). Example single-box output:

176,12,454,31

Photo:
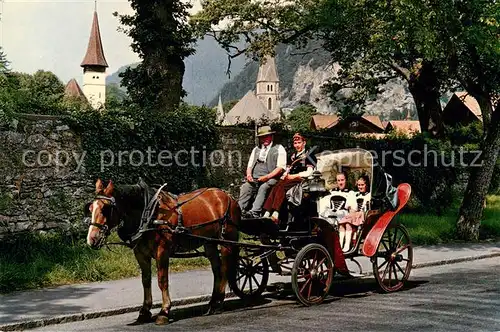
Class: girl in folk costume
262,132,316,223
318,171,353,223
338,175,371,252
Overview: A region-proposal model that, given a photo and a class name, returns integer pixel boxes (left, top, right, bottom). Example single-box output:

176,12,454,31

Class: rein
86,186,234,250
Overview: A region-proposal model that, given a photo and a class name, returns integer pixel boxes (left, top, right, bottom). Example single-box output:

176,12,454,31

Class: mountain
107,37,430,121
106,37,246,106
211,40,421,121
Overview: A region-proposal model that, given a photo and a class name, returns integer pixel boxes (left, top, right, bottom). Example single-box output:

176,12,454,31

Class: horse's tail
226,191,240,240
225,192,241,279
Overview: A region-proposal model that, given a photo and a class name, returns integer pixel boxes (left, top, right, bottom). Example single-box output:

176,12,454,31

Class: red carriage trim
361,183,412,257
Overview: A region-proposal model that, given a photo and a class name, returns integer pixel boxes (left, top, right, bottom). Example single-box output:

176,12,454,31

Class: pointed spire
64,79,87,102
256,55,278,83
216,94,224,124
81,9,108,68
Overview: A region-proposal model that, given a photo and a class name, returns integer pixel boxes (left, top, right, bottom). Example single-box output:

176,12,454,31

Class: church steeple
81,10,108,68
255,55,280,120
80,5,108,110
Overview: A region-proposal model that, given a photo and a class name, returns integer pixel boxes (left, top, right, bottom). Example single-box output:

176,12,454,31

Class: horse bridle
84,195,118,239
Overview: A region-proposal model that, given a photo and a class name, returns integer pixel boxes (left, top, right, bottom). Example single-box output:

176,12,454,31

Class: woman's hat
256,125,275,137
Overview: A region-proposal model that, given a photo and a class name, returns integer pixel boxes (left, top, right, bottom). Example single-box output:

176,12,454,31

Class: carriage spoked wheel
228,249,269,301
372,224,413,293
291,243,334,306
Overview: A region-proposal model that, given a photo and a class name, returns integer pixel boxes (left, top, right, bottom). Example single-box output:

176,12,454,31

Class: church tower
81,5,108,110
255,55,280,120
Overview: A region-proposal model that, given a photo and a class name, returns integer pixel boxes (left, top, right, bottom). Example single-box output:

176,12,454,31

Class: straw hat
256,125,275,137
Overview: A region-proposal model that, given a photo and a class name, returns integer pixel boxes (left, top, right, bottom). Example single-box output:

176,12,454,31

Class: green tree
436,0,500,240
9,70,65,113
192,0,500,240
0,48,9,76
113,0,196,116
106,83,128,108
191,0,453,136
286,102,317,133
1,70,59,114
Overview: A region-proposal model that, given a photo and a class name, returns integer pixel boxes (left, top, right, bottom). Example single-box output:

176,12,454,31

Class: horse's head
84,179,121,249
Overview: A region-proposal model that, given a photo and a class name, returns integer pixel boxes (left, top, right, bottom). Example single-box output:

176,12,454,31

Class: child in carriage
338,175,371,252
318,171,353,224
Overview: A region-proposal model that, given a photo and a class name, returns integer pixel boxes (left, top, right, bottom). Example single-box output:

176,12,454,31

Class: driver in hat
238,125,287,218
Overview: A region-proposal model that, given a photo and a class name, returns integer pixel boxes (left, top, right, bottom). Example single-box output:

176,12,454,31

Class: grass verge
1,195,499,294
400,194,500,244
0,232,209,294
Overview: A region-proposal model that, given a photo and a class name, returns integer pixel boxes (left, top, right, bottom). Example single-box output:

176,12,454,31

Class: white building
255,55,280,119
80,9,108,109
64,8,109,110
221,54,281,125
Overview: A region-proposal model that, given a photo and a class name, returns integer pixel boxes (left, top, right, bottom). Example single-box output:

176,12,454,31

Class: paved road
32,258,500,332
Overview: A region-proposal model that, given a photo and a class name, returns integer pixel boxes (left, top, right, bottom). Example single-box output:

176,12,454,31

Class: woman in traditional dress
338,175,371,252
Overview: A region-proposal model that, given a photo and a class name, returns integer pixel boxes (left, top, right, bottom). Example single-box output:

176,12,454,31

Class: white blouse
318,188,354,219
346,191,371,212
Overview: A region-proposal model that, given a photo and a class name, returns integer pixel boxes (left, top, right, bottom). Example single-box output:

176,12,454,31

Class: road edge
1,251,499,331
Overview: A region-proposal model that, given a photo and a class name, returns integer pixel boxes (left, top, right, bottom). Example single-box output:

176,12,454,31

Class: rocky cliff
107,37,427,120
211,41,420,120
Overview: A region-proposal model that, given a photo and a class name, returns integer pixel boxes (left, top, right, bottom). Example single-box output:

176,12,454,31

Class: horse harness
154,188,235,237
85,186,235,247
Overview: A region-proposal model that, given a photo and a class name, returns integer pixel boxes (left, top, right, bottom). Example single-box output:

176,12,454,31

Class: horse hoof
128,310,152,325
155,315,169,325
155,311,169,325
204,304,223,316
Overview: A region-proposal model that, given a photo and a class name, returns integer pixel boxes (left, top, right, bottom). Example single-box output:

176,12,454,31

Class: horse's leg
204,242,225,315
220,241,238,303
133,246,153,323
155,244,172,325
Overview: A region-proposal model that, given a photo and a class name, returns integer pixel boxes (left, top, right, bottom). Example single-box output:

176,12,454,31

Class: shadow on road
0,284,103,326
128,277,429,327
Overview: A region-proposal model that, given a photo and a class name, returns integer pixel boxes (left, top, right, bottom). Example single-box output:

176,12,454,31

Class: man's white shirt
247,142,287,171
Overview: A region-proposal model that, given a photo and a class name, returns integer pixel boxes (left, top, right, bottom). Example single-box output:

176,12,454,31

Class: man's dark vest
249,144,282,177
288,148,317,175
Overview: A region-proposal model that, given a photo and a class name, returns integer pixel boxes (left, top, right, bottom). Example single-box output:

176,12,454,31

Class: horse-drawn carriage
229,148,413,305
83,148,413,324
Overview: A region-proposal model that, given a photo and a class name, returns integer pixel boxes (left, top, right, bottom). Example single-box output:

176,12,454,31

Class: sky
0,0,203,85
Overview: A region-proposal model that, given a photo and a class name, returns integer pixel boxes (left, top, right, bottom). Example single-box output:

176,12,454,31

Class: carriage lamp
307,171,327,193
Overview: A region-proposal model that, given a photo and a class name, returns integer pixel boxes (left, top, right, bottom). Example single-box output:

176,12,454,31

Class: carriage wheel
291,243,334,306
372,224,413,293
228,252,269,301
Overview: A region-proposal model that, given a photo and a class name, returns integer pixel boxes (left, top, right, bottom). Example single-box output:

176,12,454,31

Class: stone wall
209,127,256,197
0,114,93,239
0,117,260,239
0,115,356,239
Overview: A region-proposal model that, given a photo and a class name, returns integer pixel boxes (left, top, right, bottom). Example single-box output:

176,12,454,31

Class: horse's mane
108,183,159,240
113,184,145,207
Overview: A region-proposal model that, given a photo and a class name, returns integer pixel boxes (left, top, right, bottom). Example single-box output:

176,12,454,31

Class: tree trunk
159,57,185,112
456,103,500,240
476,94,493,134
407,61,444,137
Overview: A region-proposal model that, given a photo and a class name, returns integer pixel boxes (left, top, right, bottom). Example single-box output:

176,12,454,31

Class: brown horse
85,179,240,325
